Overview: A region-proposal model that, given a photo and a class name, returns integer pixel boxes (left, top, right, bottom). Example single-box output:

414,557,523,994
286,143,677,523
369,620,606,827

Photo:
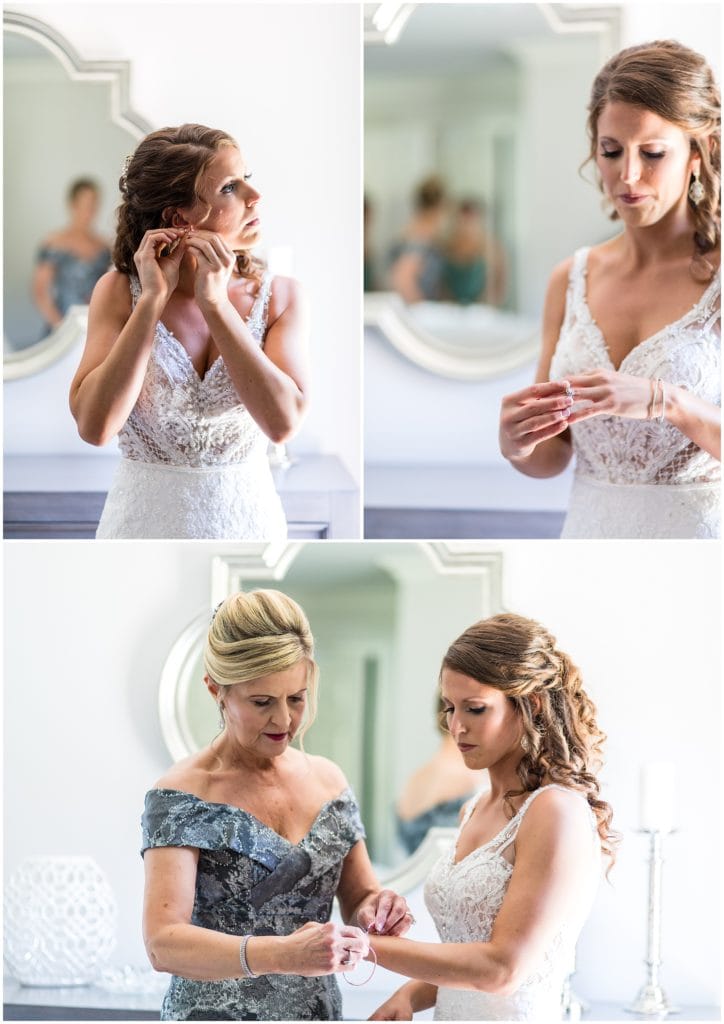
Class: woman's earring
521,734,530,754
689,168,705,205
218,701,225,730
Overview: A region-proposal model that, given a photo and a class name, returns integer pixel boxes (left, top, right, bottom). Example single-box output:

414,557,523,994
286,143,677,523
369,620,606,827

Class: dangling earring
521,734,530,754
217,701,225,730
689,167,705,205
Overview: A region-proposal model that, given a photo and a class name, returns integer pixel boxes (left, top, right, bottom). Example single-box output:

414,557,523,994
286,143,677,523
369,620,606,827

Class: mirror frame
3,9,152,380
365,291,541,380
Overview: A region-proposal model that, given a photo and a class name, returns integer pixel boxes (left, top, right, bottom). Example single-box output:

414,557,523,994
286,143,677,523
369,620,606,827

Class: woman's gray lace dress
96,271,286,540
141,787,365,1021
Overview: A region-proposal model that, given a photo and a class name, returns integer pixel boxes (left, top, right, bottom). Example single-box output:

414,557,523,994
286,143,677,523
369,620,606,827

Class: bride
368,613,616,1021
70,124,308,539
499,41,720,538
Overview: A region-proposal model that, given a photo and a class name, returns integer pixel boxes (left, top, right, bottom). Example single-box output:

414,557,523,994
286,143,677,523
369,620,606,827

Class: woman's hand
185,229,237,311
566,369,656,423
133,227,188,305
356,890,413,937
278,921,369,977
368,989,415,1020
499,380,573,460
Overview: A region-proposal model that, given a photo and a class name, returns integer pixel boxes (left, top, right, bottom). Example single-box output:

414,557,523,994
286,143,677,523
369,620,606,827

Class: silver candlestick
625,829,679,1017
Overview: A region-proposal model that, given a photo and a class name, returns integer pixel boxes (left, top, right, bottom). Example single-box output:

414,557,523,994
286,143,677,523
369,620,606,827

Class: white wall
4,540,719,1009
4,2,362,481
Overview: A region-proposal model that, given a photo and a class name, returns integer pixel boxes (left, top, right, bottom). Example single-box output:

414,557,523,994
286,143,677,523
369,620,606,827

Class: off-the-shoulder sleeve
36,246,62,265
334,789,366,847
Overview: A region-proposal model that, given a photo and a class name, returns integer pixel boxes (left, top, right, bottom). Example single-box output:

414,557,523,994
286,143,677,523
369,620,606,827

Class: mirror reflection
160,542,502,868
3,22,144,364
364,2,614,377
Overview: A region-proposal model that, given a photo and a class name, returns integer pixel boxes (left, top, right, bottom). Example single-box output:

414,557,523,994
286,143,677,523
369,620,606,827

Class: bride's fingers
509,394,572,424
513,407,571,437
504,379,571,406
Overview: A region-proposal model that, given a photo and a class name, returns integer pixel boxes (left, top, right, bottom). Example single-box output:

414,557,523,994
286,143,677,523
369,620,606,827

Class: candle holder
625,829,679,1017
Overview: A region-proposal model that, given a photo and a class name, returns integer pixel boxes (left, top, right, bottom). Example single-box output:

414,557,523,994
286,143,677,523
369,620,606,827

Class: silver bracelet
239,934,258,979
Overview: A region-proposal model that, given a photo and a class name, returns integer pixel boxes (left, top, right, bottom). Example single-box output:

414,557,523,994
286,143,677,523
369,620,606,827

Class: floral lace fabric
424,784,597,1021
141,787,365,1021
96,272,287,539
550,247,720,538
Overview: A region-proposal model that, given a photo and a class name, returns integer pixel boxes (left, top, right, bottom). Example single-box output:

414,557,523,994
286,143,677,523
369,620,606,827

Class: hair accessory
343,924,377,987
120,154,133,193
689,168,705,205
211,600,224,623
239,935,258,979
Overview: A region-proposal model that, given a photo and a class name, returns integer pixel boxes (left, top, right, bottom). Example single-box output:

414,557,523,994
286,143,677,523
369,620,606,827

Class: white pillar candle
639,762,676,832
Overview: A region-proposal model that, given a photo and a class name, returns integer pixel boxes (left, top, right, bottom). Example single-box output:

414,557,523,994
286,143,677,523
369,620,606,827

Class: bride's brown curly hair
441,612,618,867
585,40,720,283
113,124,264,284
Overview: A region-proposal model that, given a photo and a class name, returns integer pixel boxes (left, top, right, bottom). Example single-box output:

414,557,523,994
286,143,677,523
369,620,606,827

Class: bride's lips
264,732,288,743
458,743,476,752
243,217,260,229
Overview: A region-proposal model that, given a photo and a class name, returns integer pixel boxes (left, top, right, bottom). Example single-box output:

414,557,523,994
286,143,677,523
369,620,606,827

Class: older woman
499,41,720,538
142,589,411,1021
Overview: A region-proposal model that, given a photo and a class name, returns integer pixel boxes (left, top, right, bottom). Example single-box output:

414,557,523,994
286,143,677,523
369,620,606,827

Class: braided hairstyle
205,590,318,744
586,40,720,282
441,612,618,865
113,123,264,283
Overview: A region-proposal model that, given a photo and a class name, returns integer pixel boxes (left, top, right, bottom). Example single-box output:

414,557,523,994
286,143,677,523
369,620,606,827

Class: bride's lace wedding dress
550,247,720,538
96,271,286,540
424,784,600,1021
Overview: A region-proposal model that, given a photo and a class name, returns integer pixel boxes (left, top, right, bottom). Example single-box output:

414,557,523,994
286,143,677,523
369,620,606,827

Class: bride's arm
565,370,721,461
369,788,597,995
187,231,309,443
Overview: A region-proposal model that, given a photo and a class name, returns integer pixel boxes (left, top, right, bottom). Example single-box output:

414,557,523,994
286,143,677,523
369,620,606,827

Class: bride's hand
566,369,659,423
499,380,574,460
357,889,413,936
368,989,414,1020
133,228,188,303
184,229,237,311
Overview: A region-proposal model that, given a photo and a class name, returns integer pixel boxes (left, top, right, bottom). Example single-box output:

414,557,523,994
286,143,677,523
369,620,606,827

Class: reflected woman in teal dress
32,178,110,332
442,199,507,306
142,590,412,1021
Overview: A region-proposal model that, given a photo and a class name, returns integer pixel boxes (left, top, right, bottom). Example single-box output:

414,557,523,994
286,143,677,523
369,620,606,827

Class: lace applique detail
96,273,288,540
425,785,595,1021
119,272,274,468
550,248,720,538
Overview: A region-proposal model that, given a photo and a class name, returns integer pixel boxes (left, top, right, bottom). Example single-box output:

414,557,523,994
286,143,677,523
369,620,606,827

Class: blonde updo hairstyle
586,40,721,281
441,612,617,865
204,589,319,743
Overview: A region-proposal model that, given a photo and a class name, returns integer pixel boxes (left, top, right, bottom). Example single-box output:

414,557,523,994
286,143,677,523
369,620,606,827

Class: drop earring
218,701,225,730
689,167,705,205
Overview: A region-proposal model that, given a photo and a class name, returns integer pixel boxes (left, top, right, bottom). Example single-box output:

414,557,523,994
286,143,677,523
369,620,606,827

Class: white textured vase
4,855,117,986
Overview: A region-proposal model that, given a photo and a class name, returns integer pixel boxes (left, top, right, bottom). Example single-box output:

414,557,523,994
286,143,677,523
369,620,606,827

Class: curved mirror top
159,542,503,872
3,13,150,378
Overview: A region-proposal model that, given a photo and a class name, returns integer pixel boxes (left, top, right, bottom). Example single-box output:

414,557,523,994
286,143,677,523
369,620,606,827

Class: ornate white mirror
364,2,621,379
3,11,150,379
159,541,503,882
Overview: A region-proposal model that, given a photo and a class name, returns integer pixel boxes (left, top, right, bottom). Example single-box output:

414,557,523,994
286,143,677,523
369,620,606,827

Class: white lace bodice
424,784,599,1021
95,272,287,539
550,247,721,487
118,272,273,467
